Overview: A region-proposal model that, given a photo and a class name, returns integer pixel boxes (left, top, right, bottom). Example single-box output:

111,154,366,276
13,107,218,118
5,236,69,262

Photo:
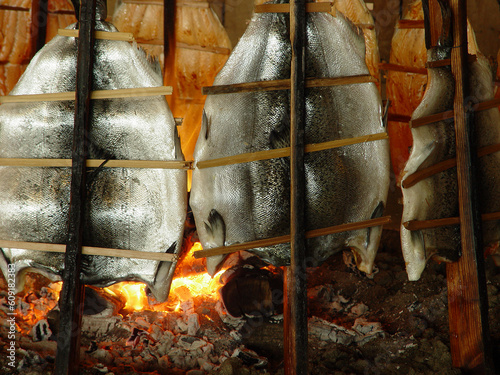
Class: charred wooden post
444,0,493,373
164,0,176,74
284,0,308,374
30,0,48,55
54,0,96,373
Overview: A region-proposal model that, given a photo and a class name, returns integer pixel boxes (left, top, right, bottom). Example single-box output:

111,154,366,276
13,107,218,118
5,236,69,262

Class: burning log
219,265,283,319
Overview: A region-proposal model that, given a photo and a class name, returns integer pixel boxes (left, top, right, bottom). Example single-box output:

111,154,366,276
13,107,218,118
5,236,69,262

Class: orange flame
102,241,224,313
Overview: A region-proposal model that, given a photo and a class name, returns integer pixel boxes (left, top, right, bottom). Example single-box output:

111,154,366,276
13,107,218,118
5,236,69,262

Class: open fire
6,240,227,332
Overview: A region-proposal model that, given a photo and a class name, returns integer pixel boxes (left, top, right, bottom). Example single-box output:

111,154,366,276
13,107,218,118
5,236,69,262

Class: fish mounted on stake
400,0,500,280
190,0,390,277
0,0,187,302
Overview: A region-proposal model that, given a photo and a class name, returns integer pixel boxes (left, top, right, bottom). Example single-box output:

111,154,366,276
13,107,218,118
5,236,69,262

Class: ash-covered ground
0,229,499,375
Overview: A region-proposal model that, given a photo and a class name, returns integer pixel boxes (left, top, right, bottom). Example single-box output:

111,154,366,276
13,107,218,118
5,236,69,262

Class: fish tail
348,201,385,275
204,209,227,276
401,227,427,281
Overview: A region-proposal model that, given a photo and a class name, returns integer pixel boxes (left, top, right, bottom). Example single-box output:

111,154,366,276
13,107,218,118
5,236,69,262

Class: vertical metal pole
446,0,493,373
55,0,96,373
284,0,308,374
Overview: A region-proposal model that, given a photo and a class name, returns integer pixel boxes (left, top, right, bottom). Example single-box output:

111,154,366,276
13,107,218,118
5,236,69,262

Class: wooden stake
54,0,95,373
446,0,493,372
285,1,308,374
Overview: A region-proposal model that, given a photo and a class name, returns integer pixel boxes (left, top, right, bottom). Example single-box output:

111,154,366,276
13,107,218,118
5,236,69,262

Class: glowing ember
102,242,224,312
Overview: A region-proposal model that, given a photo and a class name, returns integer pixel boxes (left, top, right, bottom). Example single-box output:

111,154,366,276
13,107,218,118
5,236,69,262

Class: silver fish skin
401,46,500,281
0,18,186,302
190,5,390,276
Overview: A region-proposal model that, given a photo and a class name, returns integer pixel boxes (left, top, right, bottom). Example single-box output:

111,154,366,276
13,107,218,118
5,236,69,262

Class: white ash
309,316,386,347
32,319,52,342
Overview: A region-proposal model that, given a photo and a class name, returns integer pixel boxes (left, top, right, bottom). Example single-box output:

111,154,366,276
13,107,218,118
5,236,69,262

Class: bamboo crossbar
196,132,388,169
0,240,178,262
401,142,500,189
403,211,500,231
378,62,427,75
193,216,392,259
0,86,173,103
58,29,135,42
397,19,425,28
202,74,376,95
255,3,335,13
410,97,500,128
0,158,192,169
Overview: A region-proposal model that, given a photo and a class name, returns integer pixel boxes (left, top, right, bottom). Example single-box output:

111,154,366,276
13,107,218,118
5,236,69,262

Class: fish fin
269,126,290,150
202,110,210,140
173,125,185,160
365,201,385,247
204,209,227,276
382,99,390,129
348,201,385,275
402,141,436,179
402,229,427,281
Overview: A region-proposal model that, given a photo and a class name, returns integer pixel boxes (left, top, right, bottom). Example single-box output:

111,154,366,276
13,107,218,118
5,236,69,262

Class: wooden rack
1,0,497,374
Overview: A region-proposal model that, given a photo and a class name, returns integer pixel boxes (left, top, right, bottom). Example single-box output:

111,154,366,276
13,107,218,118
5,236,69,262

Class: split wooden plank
0,158,192,169
0,86,173,103
58,28,135,41
446,0,493,372
0,240,178,262
193,216,392,259
202,74,376,95
196,133,388,169
54,0,96,373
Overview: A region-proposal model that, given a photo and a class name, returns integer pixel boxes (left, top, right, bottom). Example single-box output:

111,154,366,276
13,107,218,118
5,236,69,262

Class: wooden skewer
0,86,173,103
378,62,427,75
387,113,412,123
202,75,376,95
0,240,178,262
425,54,476,69
58,29,135,42
0,158,192,169
410,97,500,128
122,0,211,6
255,2,335,13
193,216,392,259
409,109,454,128
196,133,388,169
397,19,425,29
176,42,231,55
402,142,500,189
403,211,500,231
